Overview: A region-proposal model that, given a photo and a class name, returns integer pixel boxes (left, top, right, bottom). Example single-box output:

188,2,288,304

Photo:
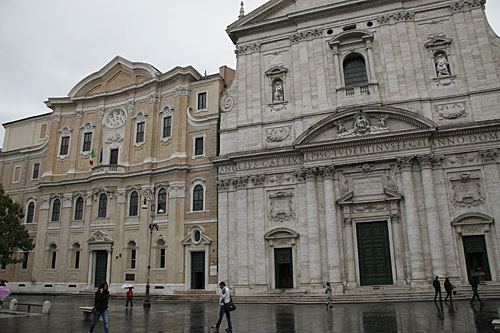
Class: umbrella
121,284,134,289
0,286,10,300
0,279,8,283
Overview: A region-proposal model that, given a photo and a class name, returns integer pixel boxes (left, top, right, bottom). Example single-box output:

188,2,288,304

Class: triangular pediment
294,107,436,147
69,56,161,98
87,230,113,244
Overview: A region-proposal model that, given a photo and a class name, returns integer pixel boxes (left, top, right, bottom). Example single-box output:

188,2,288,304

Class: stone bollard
42,301,51,314
9,299,17,311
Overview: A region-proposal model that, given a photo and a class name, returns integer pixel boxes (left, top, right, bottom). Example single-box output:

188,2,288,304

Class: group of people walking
432,275,484,305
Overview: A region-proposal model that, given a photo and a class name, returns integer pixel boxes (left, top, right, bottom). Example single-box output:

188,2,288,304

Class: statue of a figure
337,120,346,134
435,53,450,77
273,80,284,102
378,115,387,128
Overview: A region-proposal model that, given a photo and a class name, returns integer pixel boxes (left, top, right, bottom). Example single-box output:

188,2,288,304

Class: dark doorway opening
463,235,491,281
94,250,107,287
191,252,205,289
357,221,393,286
275,248,293,289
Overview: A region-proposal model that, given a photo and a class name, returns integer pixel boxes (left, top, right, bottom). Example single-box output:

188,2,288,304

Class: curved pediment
68,56,161,98
294,107,436,147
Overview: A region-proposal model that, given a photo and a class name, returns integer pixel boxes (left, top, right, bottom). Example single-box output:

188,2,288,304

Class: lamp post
142,188,164,308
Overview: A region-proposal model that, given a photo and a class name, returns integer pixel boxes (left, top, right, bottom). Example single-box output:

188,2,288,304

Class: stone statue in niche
435,53,451,76
272,79,284,103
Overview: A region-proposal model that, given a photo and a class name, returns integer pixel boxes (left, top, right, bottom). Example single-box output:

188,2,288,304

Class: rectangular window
163,116,172,138
51,252,57,269
136,122,145,143
131,249,136,269
110,149,119,165
32,163,40,179
197,92,207,110
1,262,6,269
160,248,165,268
194,137,204,156
82,132,92,152
75,251,80,269
60,136,69,155
22,252,29,269
13,166,21,183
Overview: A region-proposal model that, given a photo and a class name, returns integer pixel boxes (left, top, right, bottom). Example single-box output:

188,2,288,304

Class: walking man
211,282,232,332
325,282,333,309
433,276,442,302
444,278,454,302
469,275,484,305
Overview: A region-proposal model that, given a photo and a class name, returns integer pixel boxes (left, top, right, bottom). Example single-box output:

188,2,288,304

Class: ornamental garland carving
105,133,124,144
478,149,498,163
450,0,486,12
266,126,292,143
449,173,485,207
289,29,322,44
174,84,190,97
446,153,476,165
434,102,467,120
267,173,293,185
377,11,414,25
268,191,296,222
103,108,127,129
235,43,261,56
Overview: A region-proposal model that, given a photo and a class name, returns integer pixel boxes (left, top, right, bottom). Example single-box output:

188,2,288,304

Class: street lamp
142,188,164,308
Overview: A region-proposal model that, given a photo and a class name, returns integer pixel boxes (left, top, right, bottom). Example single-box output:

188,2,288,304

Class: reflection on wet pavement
0,295,499,332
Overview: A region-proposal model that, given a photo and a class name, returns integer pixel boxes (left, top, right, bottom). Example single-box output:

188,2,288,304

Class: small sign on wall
210,265,217,276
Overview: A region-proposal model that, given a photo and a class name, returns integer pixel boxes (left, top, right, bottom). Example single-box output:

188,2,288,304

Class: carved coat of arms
449,173,485,207
268,191,295,222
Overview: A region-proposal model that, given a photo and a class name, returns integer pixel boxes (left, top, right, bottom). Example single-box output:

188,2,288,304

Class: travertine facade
0,56,234,294
216,0,500,294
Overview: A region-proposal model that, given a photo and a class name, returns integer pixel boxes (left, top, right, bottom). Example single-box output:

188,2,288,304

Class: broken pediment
68,56,161,98
294,107,436,146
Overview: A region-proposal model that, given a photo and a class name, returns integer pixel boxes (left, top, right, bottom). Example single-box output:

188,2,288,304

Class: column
304,168,322,284
331,43,342,89
345,218,356,286
418,155,446,277
364,38,376,83
390,213,406,284
87,251,93,286
106,249,112,284
397,156,425,281
319,166,342,285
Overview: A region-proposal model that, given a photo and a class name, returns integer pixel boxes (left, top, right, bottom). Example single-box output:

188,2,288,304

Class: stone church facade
0,56,234,294
216,0,500,294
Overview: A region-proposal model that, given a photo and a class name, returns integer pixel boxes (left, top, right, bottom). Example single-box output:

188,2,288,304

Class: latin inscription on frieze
218,156,303,174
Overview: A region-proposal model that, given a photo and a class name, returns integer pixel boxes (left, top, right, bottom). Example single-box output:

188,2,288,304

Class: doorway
357,221,393,286
275,248,293,289
463,235,491,281
191,252,205,289
94,250,108,287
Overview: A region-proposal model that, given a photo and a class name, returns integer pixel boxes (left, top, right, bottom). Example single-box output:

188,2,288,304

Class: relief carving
235,43,261,55
105,133,124,144
434,102,466,120
103,108,127,129
149,93,160,104
336,112,389,139
289,29,322,44
446,153,476,165
377,11,414,25
268,191,296,222
251,175,266,186
352,203,389,213
449,173,485,207
174,84,190,97
267,173,293,185
478,149,498,163
266,126,292,143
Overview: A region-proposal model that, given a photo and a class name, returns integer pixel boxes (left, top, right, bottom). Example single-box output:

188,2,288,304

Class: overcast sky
0,0,499,148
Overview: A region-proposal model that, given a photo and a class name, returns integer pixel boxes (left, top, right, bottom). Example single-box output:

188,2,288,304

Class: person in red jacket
126,287,133,308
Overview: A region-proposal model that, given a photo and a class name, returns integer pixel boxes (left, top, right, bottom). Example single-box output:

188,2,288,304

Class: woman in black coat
89,282,110,333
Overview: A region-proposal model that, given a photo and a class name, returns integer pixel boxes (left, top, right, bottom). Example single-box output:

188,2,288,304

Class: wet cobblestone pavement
1,295,499,332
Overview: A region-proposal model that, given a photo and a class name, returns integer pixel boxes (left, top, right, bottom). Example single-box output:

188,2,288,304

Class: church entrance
191,251,205,289
275,248,293,289
357,221,393,285
94,250,108,287
463,235,491,281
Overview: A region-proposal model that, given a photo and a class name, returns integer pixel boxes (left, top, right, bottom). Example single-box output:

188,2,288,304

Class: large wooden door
191,252,205,289
463,235,491,281
357,221,393,286
275,248,293,289
94,250,107,287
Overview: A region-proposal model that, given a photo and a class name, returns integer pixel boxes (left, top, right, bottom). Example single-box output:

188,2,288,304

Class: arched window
193,185,204,211
98,194,107,218
26,202,35,223
127,241,137,269
48,244,57,269
51,199,61,222
155,239,166,269
129,191,139,216
72,243,81,269
343,54,368,86
157,188,167,214
74,197,84,220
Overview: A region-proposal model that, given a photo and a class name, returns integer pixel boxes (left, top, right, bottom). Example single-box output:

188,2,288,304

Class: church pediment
294,107,436,147
87,230,113,245
68,56,160,98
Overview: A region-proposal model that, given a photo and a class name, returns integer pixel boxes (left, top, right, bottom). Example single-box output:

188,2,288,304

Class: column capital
217,179,231,192
250,174,266,186
396,156,415,171
232,176,249,189
295,167,318,182
318,165,335,179
417,154,444,169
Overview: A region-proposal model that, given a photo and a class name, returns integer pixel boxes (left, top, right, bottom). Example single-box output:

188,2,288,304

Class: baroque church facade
216,0,500,294
0,56,234,294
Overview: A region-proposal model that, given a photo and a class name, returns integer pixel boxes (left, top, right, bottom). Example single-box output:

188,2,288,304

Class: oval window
193,230,201,243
